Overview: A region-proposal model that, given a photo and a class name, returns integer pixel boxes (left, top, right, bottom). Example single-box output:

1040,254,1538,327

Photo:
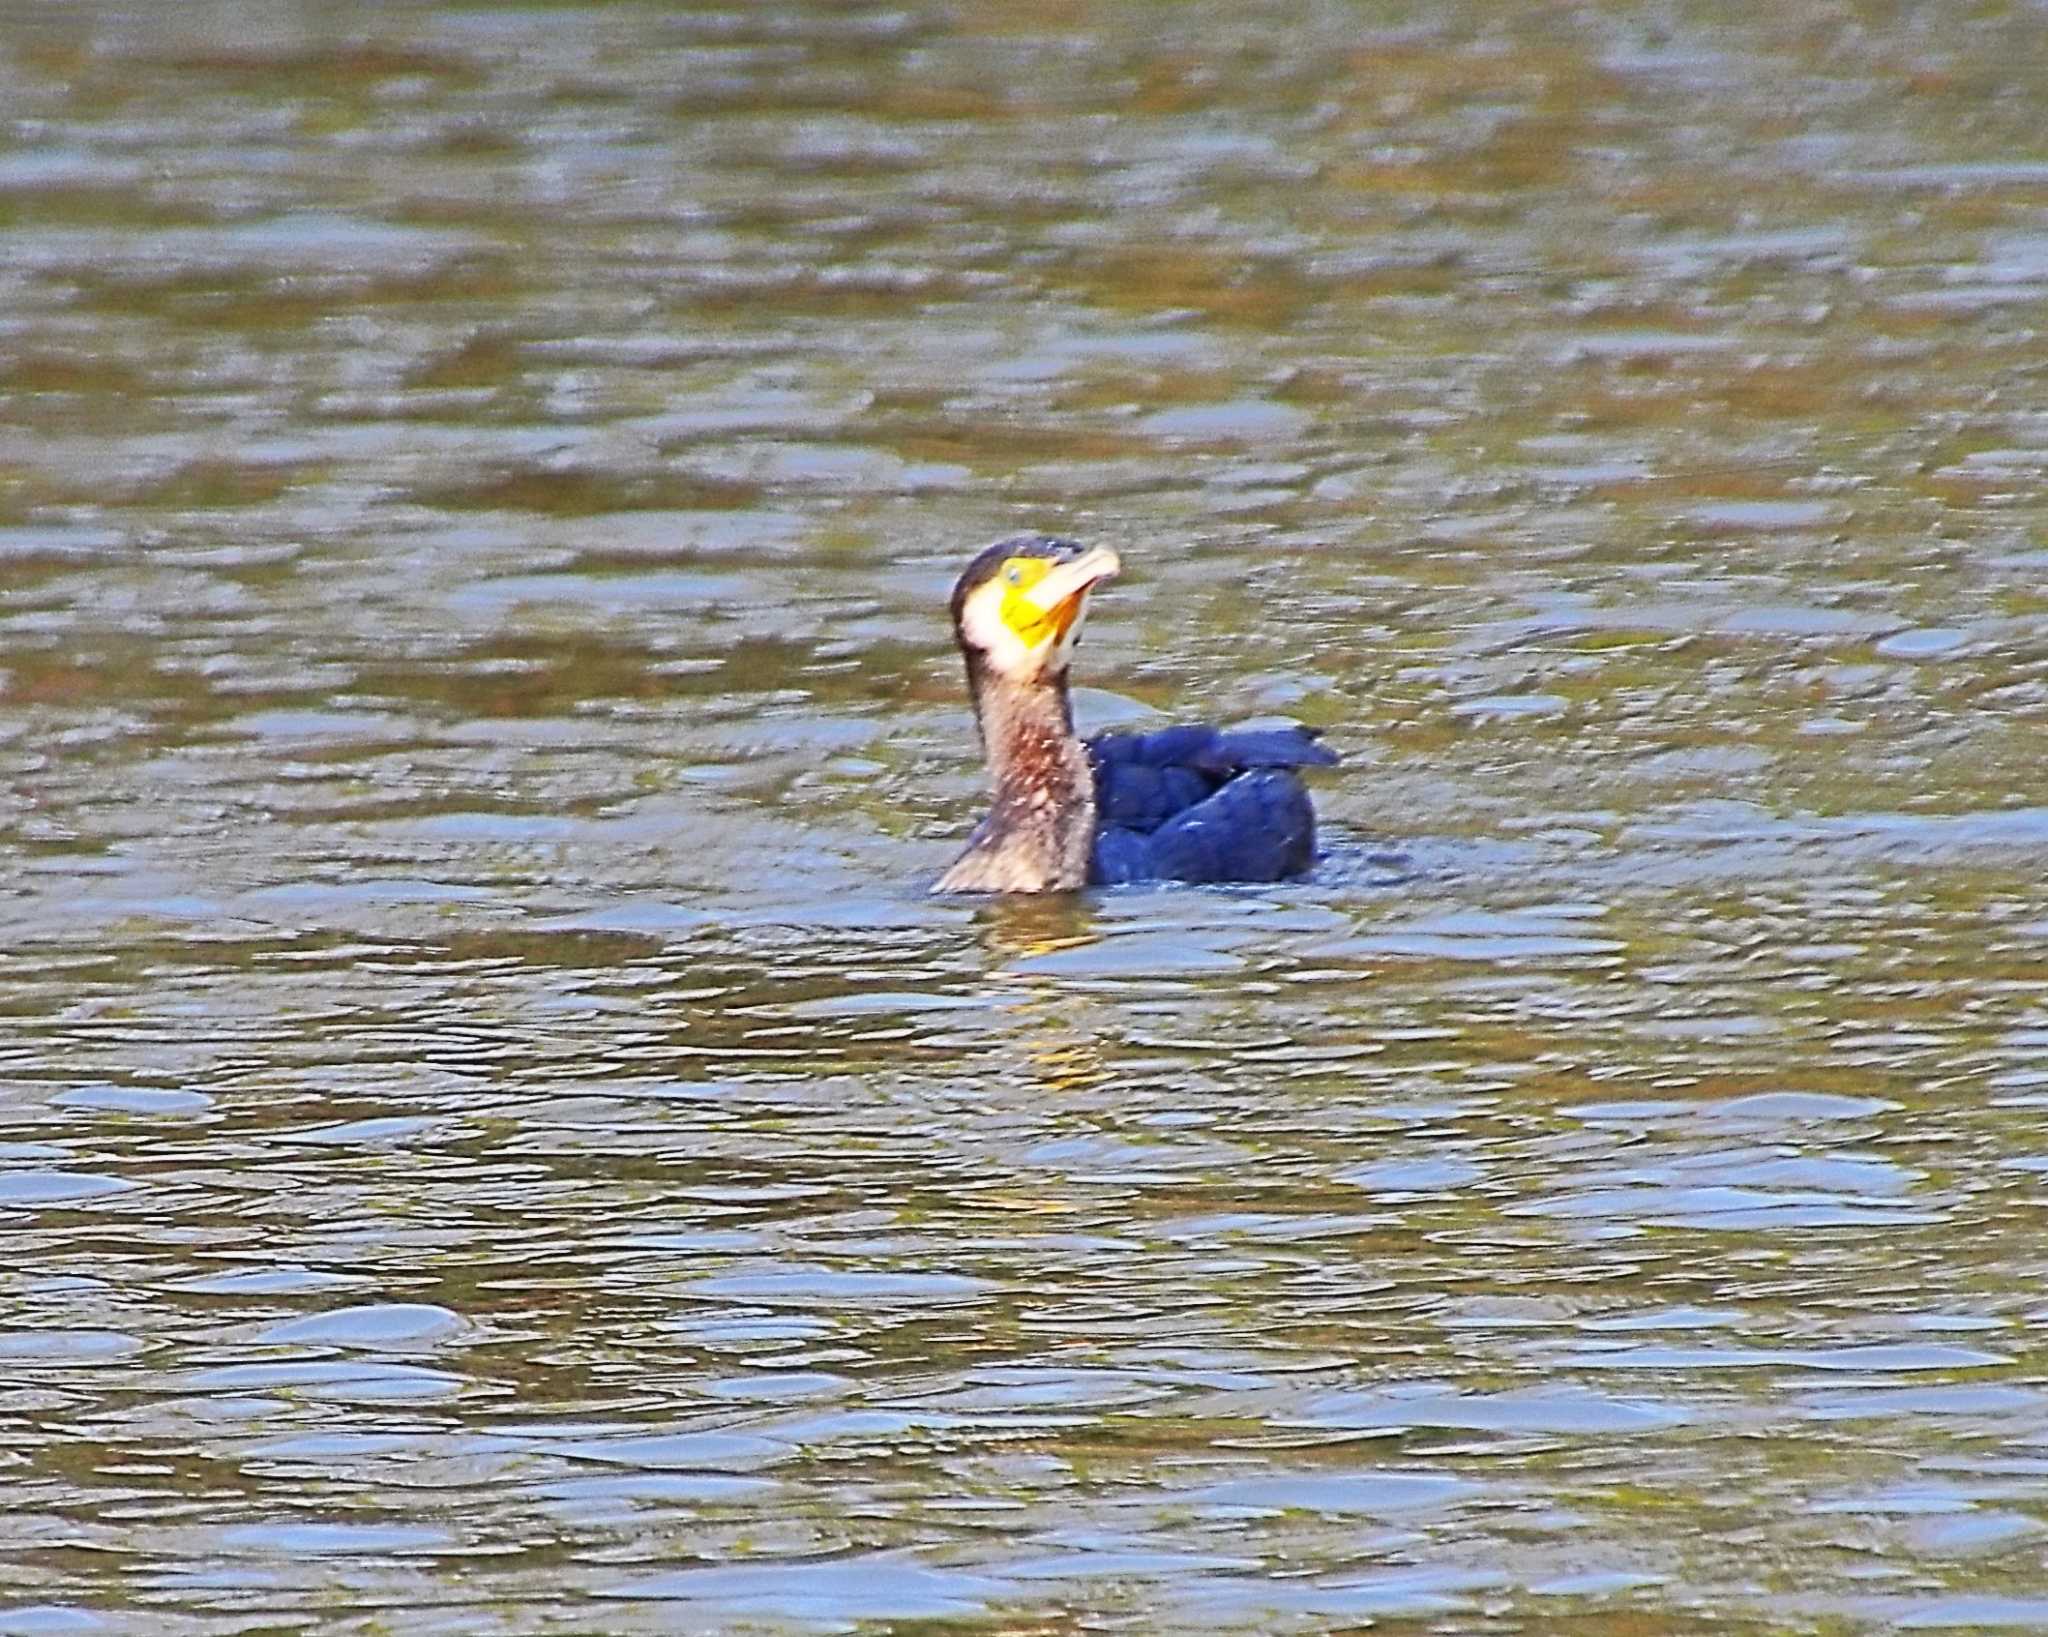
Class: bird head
949,534,1122,685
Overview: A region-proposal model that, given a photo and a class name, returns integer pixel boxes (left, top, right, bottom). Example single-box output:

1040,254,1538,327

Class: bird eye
1004,565,1024,585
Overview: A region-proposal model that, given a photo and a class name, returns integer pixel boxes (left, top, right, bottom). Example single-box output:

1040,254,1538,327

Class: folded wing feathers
1088,723,1335,834
1090,767,1318,885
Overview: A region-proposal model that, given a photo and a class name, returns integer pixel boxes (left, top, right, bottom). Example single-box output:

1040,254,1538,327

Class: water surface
3,2,2047,1631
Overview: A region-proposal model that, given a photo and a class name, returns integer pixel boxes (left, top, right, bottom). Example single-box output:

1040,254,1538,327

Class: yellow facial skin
999,557,1084,649
977,545,1119,665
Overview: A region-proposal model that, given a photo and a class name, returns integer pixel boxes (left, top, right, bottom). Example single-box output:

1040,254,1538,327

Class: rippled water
4,2,2047,1631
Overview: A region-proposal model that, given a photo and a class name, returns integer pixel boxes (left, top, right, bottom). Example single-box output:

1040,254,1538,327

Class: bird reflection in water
974,893,1111,1099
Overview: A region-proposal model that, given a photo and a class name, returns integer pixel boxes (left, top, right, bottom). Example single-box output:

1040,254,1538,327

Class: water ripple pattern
1,2,2046,1633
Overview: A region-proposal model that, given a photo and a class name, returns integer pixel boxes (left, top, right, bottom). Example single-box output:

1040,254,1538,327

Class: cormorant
934,533,1336,894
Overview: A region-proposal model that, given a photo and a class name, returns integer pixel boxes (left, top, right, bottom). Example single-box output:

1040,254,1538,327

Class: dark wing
1086,724,1336,885
1088,724,1336,831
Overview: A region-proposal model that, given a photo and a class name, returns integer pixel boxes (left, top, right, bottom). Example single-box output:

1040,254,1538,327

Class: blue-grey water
3,2,2047,1631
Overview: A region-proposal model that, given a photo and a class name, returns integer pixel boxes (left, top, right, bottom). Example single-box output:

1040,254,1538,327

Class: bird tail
1092,723,1336,773
1201,726,1338,771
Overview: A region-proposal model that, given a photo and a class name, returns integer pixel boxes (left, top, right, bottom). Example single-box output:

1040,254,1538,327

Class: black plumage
1088,724,1336,885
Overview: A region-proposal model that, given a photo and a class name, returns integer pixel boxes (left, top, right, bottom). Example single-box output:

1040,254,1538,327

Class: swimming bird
934,534,1336,894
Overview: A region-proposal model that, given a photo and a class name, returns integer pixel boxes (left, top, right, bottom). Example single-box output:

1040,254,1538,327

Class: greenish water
2,2,2047,1631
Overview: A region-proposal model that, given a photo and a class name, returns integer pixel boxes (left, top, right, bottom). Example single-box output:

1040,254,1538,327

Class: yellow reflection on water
975,893,1100,963
972,894,1112,1097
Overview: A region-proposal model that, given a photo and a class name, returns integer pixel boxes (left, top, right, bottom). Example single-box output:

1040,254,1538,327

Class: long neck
971,658,1085,801
947,651,1097,892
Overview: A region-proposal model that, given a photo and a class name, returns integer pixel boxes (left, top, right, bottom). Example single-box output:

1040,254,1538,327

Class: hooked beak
1020,546,1121,619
